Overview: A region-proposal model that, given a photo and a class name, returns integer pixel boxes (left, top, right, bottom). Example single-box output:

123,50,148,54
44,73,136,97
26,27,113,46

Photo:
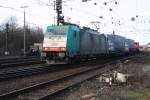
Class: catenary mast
55,0,64,25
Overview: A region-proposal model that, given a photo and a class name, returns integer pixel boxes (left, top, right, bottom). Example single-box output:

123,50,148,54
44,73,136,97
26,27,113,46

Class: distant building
144,43,150,52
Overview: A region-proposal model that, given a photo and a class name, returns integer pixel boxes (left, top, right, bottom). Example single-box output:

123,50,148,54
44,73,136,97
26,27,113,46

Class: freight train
41,24,139,64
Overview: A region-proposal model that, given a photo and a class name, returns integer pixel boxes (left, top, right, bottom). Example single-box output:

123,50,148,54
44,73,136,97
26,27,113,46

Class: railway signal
5,23,9,56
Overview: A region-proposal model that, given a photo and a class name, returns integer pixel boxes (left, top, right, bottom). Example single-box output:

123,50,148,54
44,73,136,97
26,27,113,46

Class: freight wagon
80,27,108,58
125,39,135,53
106,34,126,55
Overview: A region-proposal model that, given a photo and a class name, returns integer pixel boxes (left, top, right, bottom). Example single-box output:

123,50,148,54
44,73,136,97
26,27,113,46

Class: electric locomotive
41,24,80,64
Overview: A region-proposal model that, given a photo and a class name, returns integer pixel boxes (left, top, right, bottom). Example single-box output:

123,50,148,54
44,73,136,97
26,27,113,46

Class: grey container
79,28,108,56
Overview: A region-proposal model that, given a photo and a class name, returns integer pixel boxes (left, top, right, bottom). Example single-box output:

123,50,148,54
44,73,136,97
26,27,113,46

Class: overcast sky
0,0,150,45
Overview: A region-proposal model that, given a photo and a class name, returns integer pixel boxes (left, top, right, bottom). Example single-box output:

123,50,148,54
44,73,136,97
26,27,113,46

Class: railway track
0,54,146,81
0,56,40,64
0,61,117,100
0,56,44,68
0,55,124,81
0,64,53,80
0,56,38,61
0,60,103,81
0,55,144,100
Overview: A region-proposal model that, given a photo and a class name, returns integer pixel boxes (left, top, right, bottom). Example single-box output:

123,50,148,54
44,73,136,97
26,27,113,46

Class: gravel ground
52,56,150,100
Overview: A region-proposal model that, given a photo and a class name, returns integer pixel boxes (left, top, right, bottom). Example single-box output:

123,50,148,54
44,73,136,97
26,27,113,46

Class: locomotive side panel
92,34,107,54
66,25,80,58
79,29,108,56
80,29,92,55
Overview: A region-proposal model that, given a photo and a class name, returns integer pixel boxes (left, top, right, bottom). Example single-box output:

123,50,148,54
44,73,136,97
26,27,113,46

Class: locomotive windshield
46,26,68,35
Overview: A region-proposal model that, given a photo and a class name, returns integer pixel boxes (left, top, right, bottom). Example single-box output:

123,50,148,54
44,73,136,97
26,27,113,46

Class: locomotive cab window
46,27,68,35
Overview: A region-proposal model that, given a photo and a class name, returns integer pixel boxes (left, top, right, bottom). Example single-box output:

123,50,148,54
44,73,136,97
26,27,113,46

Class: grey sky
0,0,150,45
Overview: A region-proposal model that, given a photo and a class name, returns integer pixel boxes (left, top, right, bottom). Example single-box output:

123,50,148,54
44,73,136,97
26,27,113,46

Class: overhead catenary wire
0,4,53,27
1,0,150,33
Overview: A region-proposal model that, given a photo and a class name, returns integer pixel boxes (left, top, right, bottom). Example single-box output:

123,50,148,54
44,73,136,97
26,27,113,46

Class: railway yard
1,0,150,100
0,53,149,100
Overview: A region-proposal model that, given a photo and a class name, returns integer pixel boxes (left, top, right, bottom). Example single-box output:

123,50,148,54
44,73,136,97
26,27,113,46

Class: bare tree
0,16,44,56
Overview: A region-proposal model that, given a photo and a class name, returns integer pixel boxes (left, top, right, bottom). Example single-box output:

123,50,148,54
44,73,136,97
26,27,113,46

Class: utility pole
55,0,64,25
5,23,9,56
21,6,29,56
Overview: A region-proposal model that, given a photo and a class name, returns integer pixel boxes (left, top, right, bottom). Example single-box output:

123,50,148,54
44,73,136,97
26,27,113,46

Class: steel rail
0,57,40,64
0,64,61,81
0,56,39,61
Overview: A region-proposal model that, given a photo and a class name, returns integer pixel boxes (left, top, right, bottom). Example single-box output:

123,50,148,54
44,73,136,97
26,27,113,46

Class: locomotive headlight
60,47,66,51
44,47,48,50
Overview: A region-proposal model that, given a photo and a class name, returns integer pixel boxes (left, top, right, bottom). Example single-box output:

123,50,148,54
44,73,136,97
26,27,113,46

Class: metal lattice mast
55,0,64,25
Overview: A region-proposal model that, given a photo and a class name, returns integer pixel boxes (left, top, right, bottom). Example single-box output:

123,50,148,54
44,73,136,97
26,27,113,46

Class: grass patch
121,88,150,100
